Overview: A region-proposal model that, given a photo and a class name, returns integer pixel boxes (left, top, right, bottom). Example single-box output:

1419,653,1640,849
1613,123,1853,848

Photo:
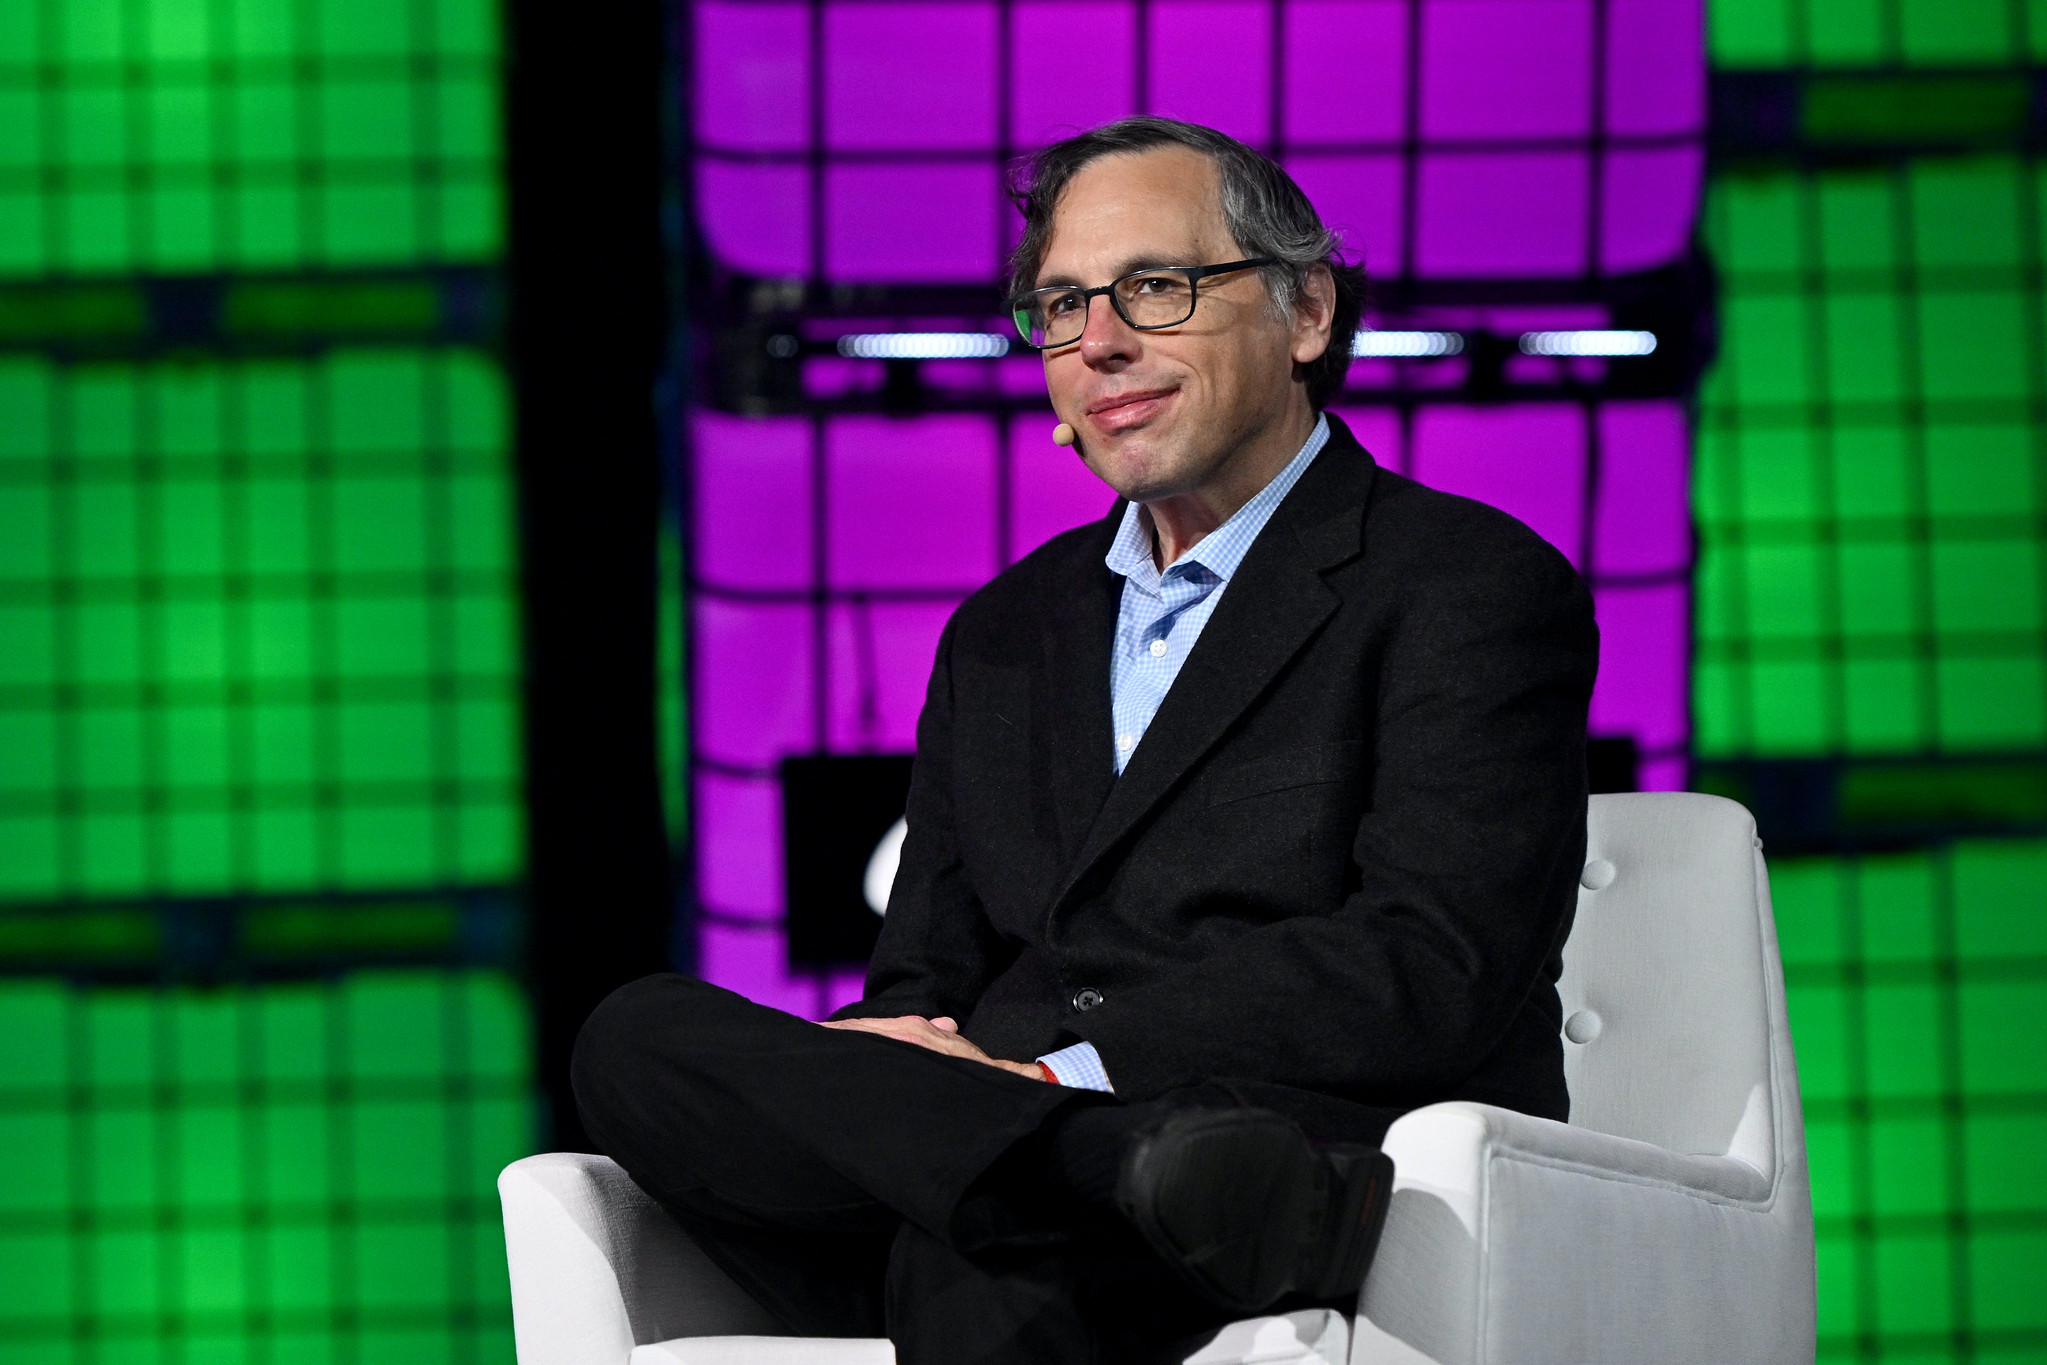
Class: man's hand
820,1015,1046,1082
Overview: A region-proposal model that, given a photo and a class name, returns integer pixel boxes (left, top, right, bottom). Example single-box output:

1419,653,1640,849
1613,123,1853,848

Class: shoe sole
1306,1146,1395,1300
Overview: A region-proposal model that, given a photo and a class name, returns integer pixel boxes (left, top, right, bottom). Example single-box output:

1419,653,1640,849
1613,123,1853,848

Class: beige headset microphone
1052,422,1078,448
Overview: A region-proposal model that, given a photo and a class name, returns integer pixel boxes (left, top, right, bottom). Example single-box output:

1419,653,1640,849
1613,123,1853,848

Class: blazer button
1070,986,1104,1013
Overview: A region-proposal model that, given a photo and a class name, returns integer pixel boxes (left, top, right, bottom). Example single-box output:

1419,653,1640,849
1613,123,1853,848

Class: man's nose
1078,293,1138,367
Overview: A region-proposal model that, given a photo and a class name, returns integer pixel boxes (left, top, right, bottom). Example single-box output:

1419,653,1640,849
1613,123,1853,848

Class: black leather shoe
1115,1108,1394,1313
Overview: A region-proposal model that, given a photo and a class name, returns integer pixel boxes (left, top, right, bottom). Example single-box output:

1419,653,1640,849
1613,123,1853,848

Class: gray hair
1005,117,1366,408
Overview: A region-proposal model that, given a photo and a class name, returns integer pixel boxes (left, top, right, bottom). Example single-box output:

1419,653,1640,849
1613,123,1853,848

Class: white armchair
500,792,1816,1365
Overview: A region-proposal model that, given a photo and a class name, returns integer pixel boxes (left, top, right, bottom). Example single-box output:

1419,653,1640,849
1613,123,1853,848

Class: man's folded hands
821,1015,1047,1081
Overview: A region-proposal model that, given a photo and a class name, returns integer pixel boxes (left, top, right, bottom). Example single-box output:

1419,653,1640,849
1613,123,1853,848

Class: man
574,117,1597,1364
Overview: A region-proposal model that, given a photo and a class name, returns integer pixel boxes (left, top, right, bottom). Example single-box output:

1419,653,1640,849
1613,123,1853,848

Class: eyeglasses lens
1116,272,1195,329
1018,289,1082,349
1016,272,1199,349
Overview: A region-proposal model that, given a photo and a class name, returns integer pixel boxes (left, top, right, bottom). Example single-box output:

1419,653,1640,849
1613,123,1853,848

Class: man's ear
1289,262,1338,366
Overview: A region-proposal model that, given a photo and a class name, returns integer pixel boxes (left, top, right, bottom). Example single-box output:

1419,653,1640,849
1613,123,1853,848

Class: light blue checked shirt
1035,413,1332,1093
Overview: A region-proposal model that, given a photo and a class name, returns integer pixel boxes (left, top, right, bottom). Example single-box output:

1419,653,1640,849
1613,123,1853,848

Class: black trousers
570,974,1244,1365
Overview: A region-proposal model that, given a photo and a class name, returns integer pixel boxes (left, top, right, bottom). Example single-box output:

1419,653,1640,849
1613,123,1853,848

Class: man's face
1034,146,1325,504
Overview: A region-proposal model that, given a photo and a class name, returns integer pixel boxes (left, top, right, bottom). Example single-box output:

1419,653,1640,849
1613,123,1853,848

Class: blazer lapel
1049,418,1379,912
1036,515,1122,865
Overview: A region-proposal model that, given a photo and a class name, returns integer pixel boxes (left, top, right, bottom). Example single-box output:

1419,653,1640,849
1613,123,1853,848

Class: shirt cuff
1035,1041,1114,1093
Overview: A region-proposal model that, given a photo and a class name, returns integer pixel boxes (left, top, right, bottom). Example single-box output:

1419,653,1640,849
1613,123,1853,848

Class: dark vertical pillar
505,0,673,1151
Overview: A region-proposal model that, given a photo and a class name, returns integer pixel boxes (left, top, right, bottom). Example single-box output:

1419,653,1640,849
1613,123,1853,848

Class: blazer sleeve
1063,532,1597,1102
829,614,1015,1023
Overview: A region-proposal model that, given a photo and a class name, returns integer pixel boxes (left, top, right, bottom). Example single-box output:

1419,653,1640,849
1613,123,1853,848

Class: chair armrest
500,1153,785,1365
1353,1103,1812,1365
1385,1100,1773,1210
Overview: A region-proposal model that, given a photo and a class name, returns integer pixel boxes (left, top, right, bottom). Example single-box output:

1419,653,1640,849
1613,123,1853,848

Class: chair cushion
630,1339,892,1365
628,1310,1348,1365
1181,1309,1348,1364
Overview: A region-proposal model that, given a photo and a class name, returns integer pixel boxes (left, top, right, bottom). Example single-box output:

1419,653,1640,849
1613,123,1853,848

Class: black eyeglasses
1009,258,1276,351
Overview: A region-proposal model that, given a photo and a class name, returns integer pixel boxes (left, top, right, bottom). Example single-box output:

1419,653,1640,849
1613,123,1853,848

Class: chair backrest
1559,792,1800,1181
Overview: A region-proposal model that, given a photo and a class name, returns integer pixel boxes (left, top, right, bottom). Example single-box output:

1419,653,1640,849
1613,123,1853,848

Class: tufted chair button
1580,859,1616,890
1564,1009,1603,1044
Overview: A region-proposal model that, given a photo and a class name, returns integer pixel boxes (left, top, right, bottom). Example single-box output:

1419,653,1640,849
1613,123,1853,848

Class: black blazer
835,414,1598,1142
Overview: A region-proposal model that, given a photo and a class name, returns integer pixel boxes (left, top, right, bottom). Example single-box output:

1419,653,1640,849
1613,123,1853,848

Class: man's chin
1084,430,1194,503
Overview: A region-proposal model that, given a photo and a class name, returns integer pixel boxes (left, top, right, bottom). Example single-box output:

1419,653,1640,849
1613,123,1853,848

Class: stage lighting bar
1518,329,1658,357
834,332,1012,359
736,320,1681,414
796,328,1657,363
1352,330,1465,357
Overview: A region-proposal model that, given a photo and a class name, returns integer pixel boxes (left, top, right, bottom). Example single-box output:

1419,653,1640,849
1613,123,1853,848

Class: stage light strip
1352,330,1465,357
1518,329,1658,356
816,327,1656,363
835,332,1013,359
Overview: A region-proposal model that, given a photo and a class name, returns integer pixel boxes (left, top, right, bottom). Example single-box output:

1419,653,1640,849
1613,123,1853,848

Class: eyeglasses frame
1008,257,1279,351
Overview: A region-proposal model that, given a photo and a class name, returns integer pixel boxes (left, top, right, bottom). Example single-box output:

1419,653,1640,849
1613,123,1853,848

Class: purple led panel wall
688,0,1704,1013
694,0,1704,281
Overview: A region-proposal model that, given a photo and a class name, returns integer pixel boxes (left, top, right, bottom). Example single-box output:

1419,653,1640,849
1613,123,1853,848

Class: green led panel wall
0,347,521,905
0,969,529,1364
0,0,501,277
1772,840,2047,1360
1696,155,2047,759
1711,0,2047,66
0,0,529,1356
1697,130,2047,1357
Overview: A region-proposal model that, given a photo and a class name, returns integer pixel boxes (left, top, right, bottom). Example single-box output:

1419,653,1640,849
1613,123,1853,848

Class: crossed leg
570,974,1229,1364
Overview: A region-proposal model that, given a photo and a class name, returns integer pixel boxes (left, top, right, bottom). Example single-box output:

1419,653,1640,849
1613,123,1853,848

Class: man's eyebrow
1033,254,1190,290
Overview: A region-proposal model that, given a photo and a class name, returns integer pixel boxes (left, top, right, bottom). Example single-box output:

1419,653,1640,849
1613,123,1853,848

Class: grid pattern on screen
1695,155,2047,758
1770,839,2047,1360
0,0,502,278
1710,0,2047,66
692,0,1706,285
0,0,526,1360
0,969,530,1364
688,0,1707,1013
0,348,523,906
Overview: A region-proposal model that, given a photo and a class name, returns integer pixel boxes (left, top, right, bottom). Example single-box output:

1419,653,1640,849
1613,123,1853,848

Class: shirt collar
1103,412,1331,587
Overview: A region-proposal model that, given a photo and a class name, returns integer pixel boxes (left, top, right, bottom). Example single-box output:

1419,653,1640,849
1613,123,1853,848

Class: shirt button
1071,987,1104,1012
1149,638,1168,658
1117,733,1134,752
